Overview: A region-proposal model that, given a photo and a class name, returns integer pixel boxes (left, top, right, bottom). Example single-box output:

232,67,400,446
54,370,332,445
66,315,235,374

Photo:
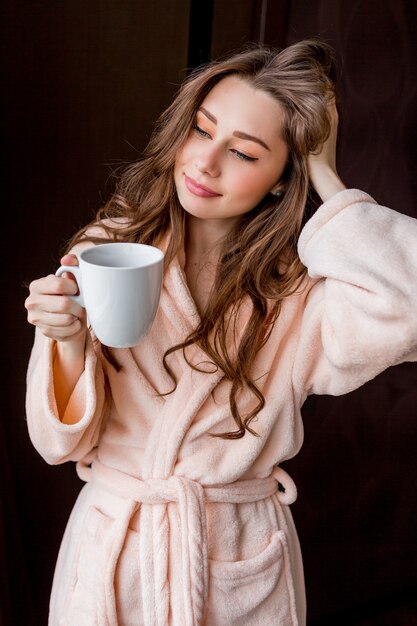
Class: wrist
55,332,87,363
309,164,346,203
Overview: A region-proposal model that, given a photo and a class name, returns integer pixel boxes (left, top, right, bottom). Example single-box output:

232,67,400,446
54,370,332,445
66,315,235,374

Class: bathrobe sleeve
25,327,107,464
25,227,114,465
293,188,417,396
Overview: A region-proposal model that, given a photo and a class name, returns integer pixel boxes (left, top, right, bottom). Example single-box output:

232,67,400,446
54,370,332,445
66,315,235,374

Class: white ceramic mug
56,242,164,348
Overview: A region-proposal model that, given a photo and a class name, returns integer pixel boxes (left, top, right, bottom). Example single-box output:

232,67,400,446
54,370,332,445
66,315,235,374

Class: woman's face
174,75,289,223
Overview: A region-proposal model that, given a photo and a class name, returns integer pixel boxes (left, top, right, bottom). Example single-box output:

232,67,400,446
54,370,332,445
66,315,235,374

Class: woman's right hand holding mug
25,254,87,419
25,254,87,345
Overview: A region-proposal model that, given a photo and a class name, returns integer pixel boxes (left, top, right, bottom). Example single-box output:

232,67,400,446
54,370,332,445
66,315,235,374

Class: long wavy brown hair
67,38,338,439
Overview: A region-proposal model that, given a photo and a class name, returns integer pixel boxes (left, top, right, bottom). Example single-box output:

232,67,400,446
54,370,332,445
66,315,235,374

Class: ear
269,183,286,198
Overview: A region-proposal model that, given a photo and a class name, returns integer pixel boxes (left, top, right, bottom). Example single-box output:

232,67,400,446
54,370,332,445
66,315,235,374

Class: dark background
1,1,417,624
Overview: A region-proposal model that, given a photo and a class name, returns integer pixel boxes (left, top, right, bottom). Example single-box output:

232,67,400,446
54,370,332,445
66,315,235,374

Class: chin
176,189,213,218
181,202,213,220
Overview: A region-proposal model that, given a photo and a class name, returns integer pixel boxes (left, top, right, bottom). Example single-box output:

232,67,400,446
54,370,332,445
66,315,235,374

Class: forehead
200,75,285,138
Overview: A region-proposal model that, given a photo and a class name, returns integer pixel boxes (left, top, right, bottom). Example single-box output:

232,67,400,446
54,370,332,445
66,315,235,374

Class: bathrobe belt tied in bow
76,457,297,626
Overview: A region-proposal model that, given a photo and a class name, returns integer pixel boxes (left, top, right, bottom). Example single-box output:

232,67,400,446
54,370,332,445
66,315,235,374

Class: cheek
231,171,276,201
175,136,196,164
236,152,289,200
174,147,184,170
174,146,190,182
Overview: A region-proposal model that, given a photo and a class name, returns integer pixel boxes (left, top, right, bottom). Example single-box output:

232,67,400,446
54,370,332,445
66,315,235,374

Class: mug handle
55,265,85,307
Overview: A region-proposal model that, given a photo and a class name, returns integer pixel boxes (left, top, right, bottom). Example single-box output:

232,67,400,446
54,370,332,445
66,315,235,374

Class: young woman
25,39,417,625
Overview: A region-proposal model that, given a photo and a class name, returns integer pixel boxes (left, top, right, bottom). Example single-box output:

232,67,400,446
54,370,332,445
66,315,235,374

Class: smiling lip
184,175,221,198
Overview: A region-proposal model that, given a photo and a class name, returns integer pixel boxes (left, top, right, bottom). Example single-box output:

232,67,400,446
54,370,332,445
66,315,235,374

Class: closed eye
193,124,211,138
231,149,258,162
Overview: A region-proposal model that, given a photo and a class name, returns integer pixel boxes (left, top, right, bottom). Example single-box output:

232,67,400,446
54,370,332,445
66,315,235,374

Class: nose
194,143,221,177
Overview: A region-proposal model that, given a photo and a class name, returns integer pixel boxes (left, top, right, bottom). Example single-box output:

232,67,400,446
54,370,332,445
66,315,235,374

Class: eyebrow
199,107,271,151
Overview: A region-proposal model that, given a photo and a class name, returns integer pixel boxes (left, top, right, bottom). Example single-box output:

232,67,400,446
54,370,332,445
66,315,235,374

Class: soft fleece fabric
26,189,417,626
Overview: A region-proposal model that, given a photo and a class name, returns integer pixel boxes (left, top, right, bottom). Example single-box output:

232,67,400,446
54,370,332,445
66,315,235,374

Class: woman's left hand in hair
307,96,346,203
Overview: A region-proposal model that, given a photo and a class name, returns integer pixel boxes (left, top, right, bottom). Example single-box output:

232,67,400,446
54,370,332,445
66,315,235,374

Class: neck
185,215,237,265
183,215,238,316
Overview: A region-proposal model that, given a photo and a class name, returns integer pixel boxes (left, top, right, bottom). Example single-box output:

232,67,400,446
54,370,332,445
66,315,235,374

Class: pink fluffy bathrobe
26,189,417,626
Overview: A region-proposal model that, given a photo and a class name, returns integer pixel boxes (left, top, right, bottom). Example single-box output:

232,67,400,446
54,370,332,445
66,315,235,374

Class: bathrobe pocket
208,530,298,625
60,504,142,626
